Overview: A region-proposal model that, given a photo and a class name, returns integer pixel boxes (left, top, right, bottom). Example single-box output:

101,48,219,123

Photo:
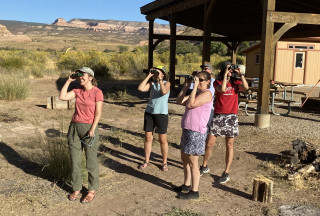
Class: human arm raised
59,74,76,101
138,72,153,92
176,77,193,105
185,76,212,109
215,67,229,93
234,67,249,91
158,71,171,95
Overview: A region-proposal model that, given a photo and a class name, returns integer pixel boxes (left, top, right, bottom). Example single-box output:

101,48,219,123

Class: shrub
0,71,30,100
39,133,88,183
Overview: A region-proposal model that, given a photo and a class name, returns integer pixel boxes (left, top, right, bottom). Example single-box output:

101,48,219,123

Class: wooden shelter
241,38,320,85
140,0,320,128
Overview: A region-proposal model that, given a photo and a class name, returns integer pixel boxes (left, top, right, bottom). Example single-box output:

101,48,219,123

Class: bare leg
181,151,191,186
159,133,168,165
141,132,153,168
224,137,234,173
188,154,200,191
202,134,217,167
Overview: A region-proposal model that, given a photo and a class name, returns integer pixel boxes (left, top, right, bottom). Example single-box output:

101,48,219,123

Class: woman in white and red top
208,62,248,184
59,67,103,203
175,71,213,200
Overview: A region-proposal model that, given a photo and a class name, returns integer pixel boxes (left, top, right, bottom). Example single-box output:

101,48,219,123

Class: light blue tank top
145,81,170,114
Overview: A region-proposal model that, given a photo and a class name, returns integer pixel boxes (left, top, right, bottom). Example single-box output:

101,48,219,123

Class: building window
295,52,304,68
255,54,260,64
288,45,314,50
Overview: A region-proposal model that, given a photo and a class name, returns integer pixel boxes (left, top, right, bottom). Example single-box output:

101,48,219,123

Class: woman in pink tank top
174,71,213,200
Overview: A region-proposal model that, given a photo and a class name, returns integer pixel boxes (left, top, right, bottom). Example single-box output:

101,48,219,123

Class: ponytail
91,77,98,87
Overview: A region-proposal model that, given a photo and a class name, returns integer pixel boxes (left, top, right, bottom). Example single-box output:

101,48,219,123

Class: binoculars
70,72,84,78
229,64,239,70
150,69,159,74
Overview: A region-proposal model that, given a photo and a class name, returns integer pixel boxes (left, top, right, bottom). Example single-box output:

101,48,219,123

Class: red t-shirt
213,79,242,114
71,86,104,124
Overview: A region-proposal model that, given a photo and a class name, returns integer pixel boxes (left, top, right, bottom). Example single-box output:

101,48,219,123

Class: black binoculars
187,75,195,80
229,64,239,70
150,69,159,74
70,72,84,78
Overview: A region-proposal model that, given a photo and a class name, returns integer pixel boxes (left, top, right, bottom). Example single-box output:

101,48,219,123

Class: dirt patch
0,76,319,215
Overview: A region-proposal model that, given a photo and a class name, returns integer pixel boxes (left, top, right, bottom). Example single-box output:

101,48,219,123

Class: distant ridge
0,20,45,26
52,18,184,34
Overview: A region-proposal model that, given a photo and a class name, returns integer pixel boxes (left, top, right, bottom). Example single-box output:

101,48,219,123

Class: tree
117,45,129,53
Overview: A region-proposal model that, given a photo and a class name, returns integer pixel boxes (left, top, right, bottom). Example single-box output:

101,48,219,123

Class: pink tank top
181,89,213,134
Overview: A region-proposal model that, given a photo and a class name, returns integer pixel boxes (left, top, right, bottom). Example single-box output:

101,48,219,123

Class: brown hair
91,77,98,87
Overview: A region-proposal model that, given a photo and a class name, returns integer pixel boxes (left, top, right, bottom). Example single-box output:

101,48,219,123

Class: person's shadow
100,154,175,191
0,142,72,193
210,173,251,200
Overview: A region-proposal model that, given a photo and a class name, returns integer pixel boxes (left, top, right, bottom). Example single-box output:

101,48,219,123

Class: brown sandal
81,191,96,204
162,163,169,172
138,162,149,170
68,191,80,201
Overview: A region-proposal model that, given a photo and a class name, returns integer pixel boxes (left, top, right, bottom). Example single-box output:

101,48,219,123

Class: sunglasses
198,78,205,82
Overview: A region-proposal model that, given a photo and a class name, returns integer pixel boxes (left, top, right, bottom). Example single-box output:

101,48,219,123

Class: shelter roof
141,0,320,41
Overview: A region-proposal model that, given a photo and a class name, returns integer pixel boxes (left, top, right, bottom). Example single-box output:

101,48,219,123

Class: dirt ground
0,76,319,216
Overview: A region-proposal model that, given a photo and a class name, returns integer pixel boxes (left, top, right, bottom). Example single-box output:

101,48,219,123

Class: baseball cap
200,63,212,70
154,65,166,74
76,67,94,77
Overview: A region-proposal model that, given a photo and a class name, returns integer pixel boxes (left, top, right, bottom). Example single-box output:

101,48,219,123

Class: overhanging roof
141,0,320,41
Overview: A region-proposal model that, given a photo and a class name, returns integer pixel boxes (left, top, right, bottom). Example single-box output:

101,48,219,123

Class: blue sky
0,0,168,24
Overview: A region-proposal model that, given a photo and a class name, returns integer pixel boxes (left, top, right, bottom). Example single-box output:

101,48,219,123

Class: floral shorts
180,129,207,156
209,114,239,137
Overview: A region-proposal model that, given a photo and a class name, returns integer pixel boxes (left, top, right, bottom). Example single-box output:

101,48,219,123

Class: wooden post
202,0,217,64
254,0,275,128
148,19,154,70
169,16,176,90
252,174,273,203
46,96,53,109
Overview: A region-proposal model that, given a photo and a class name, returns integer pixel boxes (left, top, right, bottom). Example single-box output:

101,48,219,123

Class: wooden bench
238,98,258,116
270,98,296,115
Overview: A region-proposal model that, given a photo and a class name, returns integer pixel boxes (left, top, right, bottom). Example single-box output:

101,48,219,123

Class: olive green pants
67,122,100,191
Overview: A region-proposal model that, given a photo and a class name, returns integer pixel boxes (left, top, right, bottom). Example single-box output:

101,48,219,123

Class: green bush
39,134,88,183
0,51,27,69
0,71,30,100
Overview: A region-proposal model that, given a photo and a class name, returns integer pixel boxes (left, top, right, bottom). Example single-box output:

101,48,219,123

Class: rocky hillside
52,18,184,34
0,24,31,42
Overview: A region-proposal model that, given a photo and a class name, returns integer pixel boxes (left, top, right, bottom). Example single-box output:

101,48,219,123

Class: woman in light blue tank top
137,66,171,171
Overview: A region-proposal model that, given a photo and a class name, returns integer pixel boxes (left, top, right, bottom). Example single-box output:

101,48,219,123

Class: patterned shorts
209,114,239,137
180,129,207,155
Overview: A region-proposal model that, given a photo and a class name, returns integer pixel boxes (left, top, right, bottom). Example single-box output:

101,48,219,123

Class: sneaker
178,190,199,200
218,172,230,184
200,165,210,176
173,184,192,193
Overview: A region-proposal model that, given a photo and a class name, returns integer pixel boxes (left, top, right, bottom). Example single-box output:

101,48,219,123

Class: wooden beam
153,34,231,42
230,42,241,64
146,0,207,21
153,39,164,49
268,11,320,25
273,22,297,45
148,20,154,70
203,1,218,64
257,0,276,115
169,17,177,90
